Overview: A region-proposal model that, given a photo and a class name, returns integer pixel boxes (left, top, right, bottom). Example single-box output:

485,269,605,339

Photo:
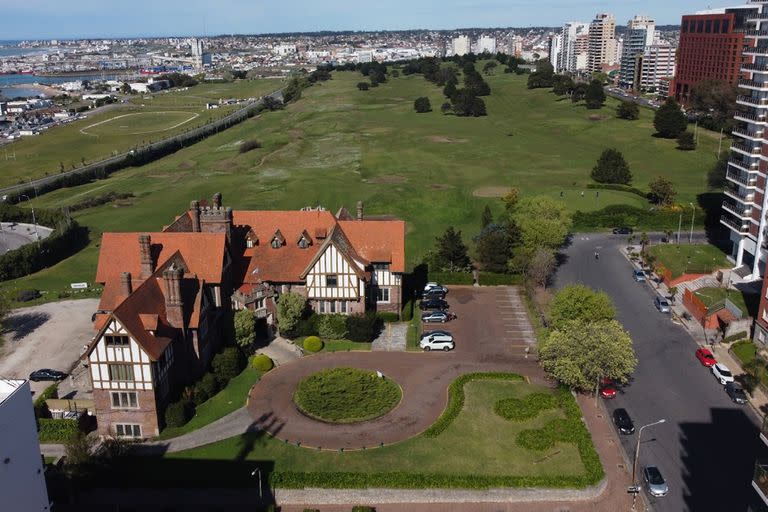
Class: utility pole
689,202,695,244
631,419,666,511
717,127,724,159
677,214,683,245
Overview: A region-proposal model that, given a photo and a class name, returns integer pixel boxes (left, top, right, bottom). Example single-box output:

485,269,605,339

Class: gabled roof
339,219,406,273
95,232,226,285
300,224,368,279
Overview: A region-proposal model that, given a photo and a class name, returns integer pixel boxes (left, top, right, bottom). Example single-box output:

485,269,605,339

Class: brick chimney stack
162,265,184,329
138,234,154,278
189,200,201,232
356,200,363,221
120,272,132,297
213,192,222,209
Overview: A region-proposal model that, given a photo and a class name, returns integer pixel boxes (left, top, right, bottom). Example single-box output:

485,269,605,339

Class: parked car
613,227,633,235
695,347,717,367
424,282,448,294
654,296,671,313
421,310,456,323
612,408,635,434
600,378,617,399
643,466,669,497
725,382,748,404
422,288,447,300
29,369,67,382
419,298,449,311
419,330,454,351
712,363,735,385
633,270,647,282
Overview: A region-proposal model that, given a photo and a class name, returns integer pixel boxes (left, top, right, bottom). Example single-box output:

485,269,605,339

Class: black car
613,227,633,235
612,407,635,435
422,288,447,300
29,369,67,382
419,298,449,311
725,382,748,404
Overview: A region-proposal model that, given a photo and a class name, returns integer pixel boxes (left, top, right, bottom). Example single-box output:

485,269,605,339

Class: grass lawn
732,340,758,366
693,286,760,317
293,367,401,423
114,378,592,489
156,367,262,440
648,243,731,278
406,308,422,351
5,66,724,301
321,339,372,352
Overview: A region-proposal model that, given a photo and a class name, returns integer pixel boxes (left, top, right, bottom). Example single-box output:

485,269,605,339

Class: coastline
1,83,62,97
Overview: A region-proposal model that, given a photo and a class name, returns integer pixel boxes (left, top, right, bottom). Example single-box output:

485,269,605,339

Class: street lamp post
18,194,39,241
688,202,695,244
631,418,666,510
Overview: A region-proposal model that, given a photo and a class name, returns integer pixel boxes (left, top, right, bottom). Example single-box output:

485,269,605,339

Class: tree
501,188,520,211
648,176,677,206
539,320,637,393
690,79,737,123
549,284,616,329
512,196,572,250
677,131,696,150
584,79,606,109
63,432,98,477
432,226,471,272
414,97,432,113
708,150,730,188
527,59,554,89
451,89,486,117
591,148,632,185
654,98,687,138
443,80,457,100
440,102,453,114
482,61,498,74
391,69,400,78
475,222,520,273
481,205,493,228
234,309,256,353
277,292,307,335
357,82,370,91
525,248,557,288
616,101,639,120
552,75,575,96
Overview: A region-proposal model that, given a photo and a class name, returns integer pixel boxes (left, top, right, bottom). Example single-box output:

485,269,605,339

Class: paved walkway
371,322,407,352
254,336,302,365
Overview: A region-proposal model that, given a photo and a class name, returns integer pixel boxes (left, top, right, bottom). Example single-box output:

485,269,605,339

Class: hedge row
428,272,474,285
586,183,648,200
423,372,524,437
724,331,749,343
427,272,524,286
34,383,58,419
573,204,698,231
38,418,80,442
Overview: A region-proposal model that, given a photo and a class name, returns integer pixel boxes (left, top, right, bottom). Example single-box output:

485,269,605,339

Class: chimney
356,200,364,221
162,265,184,329
120,271,132,297
138,234,154,278
189,200,201,232
212,192,222,209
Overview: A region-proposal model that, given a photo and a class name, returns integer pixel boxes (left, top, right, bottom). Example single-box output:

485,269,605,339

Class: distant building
638,43,676,92
452,35,470,56
0,380,50,512
555,21,589,73
619,15,656,89
477,35,496,54
0,102,6,116
357,50,373,63
512,37,523,58
588,13,618,73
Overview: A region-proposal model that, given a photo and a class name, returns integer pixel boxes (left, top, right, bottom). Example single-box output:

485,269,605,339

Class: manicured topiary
250,354,274,371
303,336,324,353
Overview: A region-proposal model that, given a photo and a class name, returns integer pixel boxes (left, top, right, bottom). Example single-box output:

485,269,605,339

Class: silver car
643,466,669,497
654,296,671,314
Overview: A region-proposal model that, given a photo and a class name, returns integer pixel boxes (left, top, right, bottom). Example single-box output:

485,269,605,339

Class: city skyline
5,0,739,39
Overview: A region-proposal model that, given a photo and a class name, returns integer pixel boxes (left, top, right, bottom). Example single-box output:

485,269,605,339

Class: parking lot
0,299,98,397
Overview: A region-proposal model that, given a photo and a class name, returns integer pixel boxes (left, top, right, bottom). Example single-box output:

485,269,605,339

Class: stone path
254,336,302,365
371,322,408,352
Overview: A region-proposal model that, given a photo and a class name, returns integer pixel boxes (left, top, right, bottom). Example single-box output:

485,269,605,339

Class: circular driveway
247,286,548,449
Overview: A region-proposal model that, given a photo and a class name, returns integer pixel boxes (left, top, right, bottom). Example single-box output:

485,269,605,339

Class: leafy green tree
584,79,606,109
414,97,432,113
690,79,737,123
648,176,677,206
708,150,730,188
677,131,696,150
501,188,520,211
654,98,687,138
591,148,632,185
552,75,575,96
512,196,572,250
451,89,486,117
277,292,307,335
234,309,256,353
571,82,588,103
481,205,493,228
440,102,453,114
475,222,520,273
482,61,498,74
443,80,457,100
616,101,639,120
63,432,98,478
549,284,615,329
357,82,370,91
432,226,471,271
539,320,637,393
527,59,554,89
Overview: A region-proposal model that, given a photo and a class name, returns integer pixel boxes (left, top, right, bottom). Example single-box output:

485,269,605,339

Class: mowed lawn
648,243,731,278
0,79,283,185
5,67,723,297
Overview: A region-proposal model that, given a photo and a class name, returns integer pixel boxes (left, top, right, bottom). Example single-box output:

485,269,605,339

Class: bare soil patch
178,161,196,170
473,186,512,198
427,136,468,144
588,114,608,121
429,184,453,190
367,175,407,185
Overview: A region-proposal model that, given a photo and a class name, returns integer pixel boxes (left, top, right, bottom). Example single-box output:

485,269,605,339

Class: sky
2,0,743,39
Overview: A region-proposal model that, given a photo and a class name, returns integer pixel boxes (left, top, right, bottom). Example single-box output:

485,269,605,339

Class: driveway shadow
4,312,51,341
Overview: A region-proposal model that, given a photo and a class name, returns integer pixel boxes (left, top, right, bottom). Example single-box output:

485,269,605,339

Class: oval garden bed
293,367,402,423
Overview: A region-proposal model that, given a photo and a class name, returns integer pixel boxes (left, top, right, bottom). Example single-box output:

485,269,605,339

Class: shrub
212,347,246,386
317,314,348,339
573,204,690,231
351,507,376,512
346,312,381,343
414,96,432,113
357,82,370,91
479,272,524,286
38,418,80,442
724,331,749,343
34,383,58,419
165,400,193,428
193,372,219,405
616,101,639,120
251,353,275,371
16,289,41,302
303,336,324,353
376,312,400,323
427,272,474,285
401,300,413,321
677,131,696,151
291,314,319,338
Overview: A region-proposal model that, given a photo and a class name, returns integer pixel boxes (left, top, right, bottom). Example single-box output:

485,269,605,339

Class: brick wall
93,389,160,438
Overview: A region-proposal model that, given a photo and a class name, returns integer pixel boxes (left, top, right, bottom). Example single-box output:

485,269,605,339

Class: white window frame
110,391,138,409
115,423,142,438
377,287,390,303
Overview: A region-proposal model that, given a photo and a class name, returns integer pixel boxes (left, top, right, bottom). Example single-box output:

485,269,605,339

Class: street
555,233,768,512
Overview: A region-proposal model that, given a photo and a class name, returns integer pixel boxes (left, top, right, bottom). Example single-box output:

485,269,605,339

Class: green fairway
80,111,200,136
4,67,724,299
648,243,731,278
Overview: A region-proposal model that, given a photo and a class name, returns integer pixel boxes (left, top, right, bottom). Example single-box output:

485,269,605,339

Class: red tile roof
339,220,406,273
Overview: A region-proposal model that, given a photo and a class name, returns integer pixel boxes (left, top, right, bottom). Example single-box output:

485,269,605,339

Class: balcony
746,30,768,38
754,462,768,505
742,63,768,72
723,200,753,218
721,214,751,234
732,127,765,141
747,14,768,21
744,46,768,56
726,170,759,187
737,95,768,108
724,187,755,204
735,109,768,123
732,142,763,155
729,157,761,173
740,79,768,90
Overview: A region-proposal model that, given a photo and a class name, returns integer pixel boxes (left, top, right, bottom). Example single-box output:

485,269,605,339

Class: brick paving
371,323,408,352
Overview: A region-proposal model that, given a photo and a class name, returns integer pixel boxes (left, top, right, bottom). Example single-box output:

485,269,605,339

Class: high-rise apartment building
672,6,757,103
719,2,767,279
619,15,656,89
477,35,496,54
549,34,562,72
452,35,470,57
553,22,589,73
638,43,676,92
588,13,617,73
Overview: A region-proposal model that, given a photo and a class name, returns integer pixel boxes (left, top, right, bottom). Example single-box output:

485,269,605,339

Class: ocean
0,73,127,98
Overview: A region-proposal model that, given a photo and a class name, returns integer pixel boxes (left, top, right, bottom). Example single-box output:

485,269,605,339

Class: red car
600,378,618,399
696,347,717,367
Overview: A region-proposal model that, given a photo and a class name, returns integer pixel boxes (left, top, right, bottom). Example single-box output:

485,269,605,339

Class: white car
712,363,735,385
420,330,454,351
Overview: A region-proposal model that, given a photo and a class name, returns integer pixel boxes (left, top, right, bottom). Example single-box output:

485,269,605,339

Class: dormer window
271,229,285,249
298,230,312,249
271,238,281,249
246,229,258,248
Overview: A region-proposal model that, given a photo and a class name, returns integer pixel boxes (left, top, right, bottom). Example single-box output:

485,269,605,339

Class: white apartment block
452,35,470,56
638,43,676,92
477,35,497,54
553,22,589,73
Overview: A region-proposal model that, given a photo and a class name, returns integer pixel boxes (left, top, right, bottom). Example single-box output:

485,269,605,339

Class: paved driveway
0,299,98,397
247,286,546,449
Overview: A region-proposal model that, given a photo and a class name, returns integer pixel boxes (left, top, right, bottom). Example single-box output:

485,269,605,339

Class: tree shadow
3,311,51,341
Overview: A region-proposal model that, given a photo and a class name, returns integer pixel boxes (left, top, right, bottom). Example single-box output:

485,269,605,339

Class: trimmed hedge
34,383,58,419
479,272,524,286
351,508,376,512
494,393,558,421
573,204,701,231
38,418,79,442
303,336,324,353
423,372,524,437
724,331,749,343
401,300,414,321
586,183,648,200
427,272,523,286
428,272,474,285
346,313,381,343
251,354,275,371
